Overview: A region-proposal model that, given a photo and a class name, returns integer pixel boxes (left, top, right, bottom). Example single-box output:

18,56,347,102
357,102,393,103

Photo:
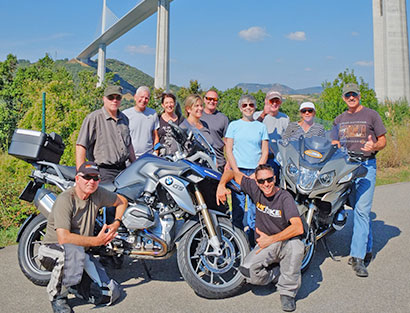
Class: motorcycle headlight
286,160,298,177
297,167,318,192
319,171,335,187
338,172,353,184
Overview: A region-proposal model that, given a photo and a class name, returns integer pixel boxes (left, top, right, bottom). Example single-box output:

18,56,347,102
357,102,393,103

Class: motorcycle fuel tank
122,202,155,230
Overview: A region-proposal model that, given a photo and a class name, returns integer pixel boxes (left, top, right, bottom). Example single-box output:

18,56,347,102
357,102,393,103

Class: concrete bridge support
154,0,170,90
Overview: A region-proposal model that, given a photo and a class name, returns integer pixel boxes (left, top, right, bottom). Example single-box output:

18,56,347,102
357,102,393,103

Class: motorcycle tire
301,220,316,273
18,214,51,286
177,217,250,299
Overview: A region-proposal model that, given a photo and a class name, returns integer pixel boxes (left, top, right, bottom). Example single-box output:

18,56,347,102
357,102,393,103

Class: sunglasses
205,96,218,102
300,108,314,114
344,92,358,98
269,98,281,104
80,175,101,181
241,103,255,109
256,176,274,184
107,94,122,101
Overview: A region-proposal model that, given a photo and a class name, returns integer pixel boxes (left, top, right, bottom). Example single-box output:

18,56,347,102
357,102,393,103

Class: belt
98,162,126,170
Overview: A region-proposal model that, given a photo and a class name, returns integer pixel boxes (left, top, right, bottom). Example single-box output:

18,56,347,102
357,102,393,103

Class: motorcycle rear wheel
18,214,51,286
177,217,250,299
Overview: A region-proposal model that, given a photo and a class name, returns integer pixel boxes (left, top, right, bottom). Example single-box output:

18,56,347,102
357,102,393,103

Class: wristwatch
114,218,122,224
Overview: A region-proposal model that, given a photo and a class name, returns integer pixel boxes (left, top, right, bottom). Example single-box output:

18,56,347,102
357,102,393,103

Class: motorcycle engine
122,201,155,230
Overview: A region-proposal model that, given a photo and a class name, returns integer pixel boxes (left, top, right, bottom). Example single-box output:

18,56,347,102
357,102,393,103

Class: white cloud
304,67,312,72
355,60,373,67
326,56,335,60
238,26,269,42
125,45,155,55
286,31,306,41
352,31,360,36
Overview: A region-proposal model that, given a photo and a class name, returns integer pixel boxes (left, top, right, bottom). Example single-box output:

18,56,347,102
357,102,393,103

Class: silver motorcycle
274,133,367,271
10,126,249,299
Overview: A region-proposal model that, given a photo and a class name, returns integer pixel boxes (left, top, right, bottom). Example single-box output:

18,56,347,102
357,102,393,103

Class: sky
1,0,409,91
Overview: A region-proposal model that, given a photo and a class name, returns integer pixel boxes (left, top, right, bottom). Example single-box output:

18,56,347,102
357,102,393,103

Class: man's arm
57,224,115,247
75,145,87,169
105,194,128,236
361,134,386,153
255,216,303,254
128,144,136,163
216,169,244,205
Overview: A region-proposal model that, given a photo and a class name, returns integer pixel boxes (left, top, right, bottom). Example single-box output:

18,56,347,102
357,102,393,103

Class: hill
235,82,322,95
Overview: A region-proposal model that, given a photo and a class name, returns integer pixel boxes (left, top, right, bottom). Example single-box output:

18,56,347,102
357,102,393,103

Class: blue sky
1,0,408,91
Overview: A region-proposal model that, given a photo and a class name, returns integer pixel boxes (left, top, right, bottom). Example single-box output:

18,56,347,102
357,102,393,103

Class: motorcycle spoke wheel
177,217,250,299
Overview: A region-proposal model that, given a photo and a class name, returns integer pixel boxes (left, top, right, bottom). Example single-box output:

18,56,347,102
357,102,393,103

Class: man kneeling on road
216,164,304,312
38,161,128,313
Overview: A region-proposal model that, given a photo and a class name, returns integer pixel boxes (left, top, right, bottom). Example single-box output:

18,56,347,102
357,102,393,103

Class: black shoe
280,295,296,312
348,252,372,266
100,255,123,269
51,297,73,313
238,265,250,278
351,257,368,277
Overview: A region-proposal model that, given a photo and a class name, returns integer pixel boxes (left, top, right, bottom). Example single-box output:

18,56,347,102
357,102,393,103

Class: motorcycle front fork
194,185,223,256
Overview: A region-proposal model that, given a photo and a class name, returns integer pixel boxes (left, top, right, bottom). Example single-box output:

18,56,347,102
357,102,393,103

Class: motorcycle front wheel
177,217,250,299
18,214,51,286
301,222,316,273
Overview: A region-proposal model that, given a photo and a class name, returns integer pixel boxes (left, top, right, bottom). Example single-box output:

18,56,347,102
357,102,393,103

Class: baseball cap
265,89,282,101
342,83,360,96
104,85,123,97
77,161,100,176
299,101,316,111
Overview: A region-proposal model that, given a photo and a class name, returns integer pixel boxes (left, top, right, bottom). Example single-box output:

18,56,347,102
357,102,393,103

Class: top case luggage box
8,129,65,164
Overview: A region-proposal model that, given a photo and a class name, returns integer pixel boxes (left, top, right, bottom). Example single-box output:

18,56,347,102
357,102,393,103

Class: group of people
38,82,386,313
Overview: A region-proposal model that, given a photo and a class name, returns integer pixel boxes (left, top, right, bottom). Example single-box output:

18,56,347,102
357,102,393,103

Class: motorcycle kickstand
320,237,341,262
140,260,152,280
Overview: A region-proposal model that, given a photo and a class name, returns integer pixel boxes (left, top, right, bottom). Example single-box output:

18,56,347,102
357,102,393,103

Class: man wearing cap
332,83,387,277
282,101,325,140
254,90,289,180
76,85,136,183
123,86,160,159
200,90,229,172
38,161,128,313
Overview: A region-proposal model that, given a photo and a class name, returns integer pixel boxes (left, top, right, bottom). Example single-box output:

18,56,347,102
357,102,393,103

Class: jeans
349,158,376,259
231,168,256,231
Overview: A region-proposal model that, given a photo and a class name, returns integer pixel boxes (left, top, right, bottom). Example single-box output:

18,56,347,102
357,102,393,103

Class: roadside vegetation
0,54,409,247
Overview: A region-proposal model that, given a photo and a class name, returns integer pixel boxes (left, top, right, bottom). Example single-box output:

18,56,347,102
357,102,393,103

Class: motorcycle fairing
158,175,196,215
182,160,221,180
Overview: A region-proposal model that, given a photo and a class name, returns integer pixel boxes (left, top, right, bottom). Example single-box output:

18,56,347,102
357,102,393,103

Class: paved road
1,182,409,313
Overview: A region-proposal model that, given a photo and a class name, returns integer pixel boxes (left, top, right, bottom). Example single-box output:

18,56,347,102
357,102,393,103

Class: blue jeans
231,168,256,231
349,158,376,259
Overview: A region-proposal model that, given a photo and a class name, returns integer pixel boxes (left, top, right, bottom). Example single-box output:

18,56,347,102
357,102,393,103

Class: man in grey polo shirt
200,90,229,172
254,89,289,180
76,85,136,183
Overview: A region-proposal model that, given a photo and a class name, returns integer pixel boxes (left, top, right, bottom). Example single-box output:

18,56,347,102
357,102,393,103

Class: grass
0,226,19,247
376,165,410,186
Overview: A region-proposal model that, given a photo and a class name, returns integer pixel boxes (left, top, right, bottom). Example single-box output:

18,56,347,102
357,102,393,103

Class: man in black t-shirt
217,164,304,312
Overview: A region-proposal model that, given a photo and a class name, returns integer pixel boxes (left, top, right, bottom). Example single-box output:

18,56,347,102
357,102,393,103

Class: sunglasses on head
107,94,122,101
269,98,281,104
205,96,218,102
300,108,314,114
241,103,255,109
80,175,100,181
256,176,274,184
344,92,358,98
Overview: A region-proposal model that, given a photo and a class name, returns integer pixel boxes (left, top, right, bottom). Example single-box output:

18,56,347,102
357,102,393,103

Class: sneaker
51,297,73,313
351,257,368,277
348,252,372,266
280,295,296,312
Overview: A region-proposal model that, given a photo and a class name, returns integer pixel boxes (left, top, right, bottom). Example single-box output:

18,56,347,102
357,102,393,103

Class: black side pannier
8,129,65,164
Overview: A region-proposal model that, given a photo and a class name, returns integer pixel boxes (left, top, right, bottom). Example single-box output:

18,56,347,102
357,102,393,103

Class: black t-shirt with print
241,176,300,238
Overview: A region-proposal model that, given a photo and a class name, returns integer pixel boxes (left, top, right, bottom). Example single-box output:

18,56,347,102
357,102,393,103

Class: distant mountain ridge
235,83,322,95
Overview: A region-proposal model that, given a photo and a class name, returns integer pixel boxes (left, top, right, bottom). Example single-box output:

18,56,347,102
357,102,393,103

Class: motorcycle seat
99,182,116,192
46,165,76,181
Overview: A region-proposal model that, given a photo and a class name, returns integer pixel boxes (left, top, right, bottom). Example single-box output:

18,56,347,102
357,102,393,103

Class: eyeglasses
241,103,255,109
269,98,281,104
205,96,218,102
256,176,274,184
80,175,100,181
300,108,314,114
344,92,358,98
107,95,122,101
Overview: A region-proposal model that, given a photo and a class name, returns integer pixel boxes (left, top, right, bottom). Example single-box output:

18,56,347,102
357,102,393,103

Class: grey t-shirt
282,122,325,141
200,110,229,167
76,107,131,166
123,106,160,158
332,106,386,157
180,119,215,150
43,186,118,244
254,111,289,154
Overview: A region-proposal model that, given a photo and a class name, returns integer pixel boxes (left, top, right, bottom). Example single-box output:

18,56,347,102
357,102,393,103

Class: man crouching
216,164,304,312
38,161,128,313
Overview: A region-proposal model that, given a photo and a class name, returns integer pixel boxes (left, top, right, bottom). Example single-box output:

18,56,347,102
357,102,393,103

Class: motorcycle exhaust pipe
33,188,56,219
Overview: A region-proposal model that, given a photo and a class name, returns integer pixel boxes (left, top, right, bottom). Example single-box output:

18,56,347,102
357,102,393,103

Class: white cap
299,101,315,111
